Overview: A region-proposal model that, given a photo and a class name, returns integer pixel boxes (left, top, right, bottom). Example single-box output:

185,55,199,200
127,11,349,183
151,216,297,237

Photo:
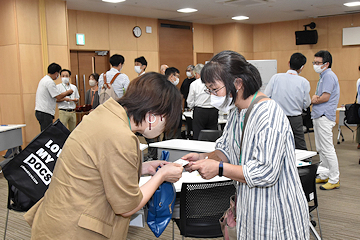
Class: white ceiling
66,0,360,25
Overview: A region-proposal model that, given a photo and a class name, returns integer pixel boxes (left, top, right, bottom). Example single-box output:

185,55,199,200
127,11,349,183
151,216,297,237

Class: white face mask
142,114,166,139
186,72,192,78
62,77,69,84
134,65,142,74
89,80,97,87
210,95,234,113
173,77,179,85
313,64,325,74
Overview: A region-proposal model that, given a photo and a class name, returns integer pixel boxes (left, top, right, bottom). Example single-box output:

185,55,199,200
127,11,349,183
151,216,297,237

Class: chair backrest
179,180,236,238
298,162,319,212
302,107,313,132
198,130,223,142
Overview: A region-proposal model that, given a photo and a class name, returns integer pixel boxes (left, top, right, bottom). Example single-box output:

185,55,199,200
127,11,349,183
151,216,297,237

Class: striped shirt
215,100,309,240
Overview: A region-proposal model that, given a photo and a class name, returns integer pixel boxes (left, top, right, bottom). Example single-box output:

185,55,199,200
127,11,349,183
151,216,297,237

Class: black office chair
198,130,223,142
298,163,322,239
302,107,314,150
174,180,236,239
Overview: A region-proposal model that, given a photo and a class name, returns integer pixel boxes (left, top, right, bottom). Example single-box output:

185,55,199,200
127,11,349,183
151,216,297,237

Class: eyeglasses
312,61,323,65
204,85,225,95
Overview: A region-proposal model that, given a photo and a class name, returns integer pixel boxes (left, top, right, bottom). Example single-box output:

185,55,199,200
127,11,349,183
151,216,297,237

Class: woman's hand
142,160,169,175
156,163,183,183
189,159,219,180
181,152,202,172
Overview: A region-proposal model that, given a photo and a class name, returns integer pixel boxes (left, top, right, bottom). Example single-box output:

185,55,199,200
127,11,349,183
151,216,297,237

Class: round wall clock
133,26,142,38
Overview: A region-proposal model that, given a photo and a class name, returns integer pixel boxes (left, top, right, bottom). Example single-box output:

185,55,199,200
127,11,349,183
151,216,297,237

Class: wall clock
133,26,142,38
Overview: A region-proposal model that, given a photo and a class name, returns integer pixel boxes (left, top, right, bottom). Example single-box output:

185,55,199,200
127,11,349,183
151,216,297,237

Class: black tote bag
2,119,70,203
344,93,360,124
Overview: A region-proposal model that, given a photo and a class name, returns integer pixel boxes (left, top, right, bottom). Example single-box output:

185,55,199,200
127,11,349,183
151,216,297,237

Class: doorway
70,51,109,106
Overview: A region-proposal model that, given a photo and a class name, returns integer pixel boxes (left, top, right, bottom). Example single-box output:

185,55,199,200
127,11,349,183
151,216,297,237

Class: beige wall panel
240,52,253,60
235,23,253,53
109,14,137,51
19,44,43,94
328,15,352,49
0,45,20,94
297,18,328,51
68,10,78,49
193,23,204,52
137,51,159,74
270,20,298,51
330,47,360,81
45,0,67,46
76,11,109,50
110,50,138,81
48,45,69,70
16,0,41,44
23,93,41,143
0,95,24,124
253,24,271,53
213,23,236,53
0,0,16,46
203,24,214,53
339,80,357,107
271,50,295,74
136,17,158,52
252,52,271,60
351,13,360,27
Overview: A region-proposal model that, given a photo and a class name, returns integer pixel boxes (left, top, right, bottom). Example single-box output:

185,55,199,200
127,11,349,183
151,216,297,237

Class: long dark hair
118,72,182,134
201,50,262,105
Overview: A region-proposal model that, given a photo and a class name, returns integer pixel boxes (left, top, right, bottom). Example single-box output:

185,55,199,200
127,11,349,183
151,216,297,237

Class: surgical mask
313,64,325,74
211,95,234,113
142,114,166,139
89,80,97,87
62,77,69,84
134,65,142,74
186,72,192,78
173,77,179,85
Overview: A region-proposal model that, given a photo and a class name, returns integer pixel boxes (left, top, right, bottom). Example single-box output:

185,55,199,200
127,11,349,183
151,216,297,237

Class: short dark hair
48,63,61,74
289,53,306,70
90,73,100,82
315,50,332,68
118,72,182,134
109,54,125,67
201,50,262,105
165,67,180,79
60,69,71,76
135,56,147,69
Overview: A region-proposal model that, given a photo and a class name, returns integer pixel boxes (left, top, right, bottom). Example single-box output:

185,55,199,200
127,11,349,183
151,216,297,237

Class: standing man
134,56,147,76
187,64,218,140
35,63,73,131
312,50,340,190
180,65,196,110
165,67,180,86
265,53,311,150
98,54,130,100
160,64,168,75
56,69,80,131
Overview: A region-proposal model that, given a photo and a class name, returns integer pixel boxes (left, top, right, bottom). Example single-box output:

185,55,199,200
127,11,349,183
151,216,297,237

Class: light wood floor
0,125,359,240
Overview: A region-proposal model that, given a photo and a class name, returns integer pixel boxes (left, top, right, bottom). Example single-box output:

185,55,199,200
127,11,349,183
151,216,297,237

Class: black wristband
219,161,223,177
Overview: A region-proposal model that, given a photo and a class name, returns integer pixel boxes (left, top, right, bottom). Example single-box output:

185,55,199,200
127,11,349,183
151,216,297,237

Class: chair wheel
311,220,316,227
337,141,340,144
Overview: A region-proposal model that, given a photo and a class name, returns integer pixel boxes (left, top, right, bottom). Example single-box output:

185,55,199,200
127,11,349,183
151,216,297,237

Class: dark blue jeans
35,111,54,131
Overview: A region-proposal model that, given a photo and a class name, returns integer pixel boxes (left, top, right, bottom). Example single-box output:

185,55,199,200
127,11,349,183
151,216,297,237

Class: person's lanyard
315,76,321,95
233,91,258,165
62,84,71,99
91,89,96,106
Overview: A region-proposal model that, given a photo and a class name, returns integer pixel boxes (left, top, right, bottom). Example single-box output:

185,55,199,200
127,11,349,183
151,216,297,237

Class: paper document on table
296,161,311,167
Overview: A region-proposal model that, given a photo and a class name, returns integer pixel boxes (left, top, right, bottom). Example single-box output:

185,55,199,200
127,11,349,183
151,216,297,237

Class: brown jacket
24,98,143,239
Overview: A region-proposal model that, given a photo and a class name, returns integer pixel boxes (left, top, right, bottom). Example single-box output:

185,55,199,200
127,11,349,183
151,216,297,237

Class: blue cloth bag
146,150,176,237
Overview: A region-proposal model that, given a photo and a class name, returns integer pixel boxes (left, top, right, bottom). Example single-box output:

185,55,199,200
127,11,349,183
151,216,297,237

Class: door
70,51,109,106
159,20,193,88
196,53,214,65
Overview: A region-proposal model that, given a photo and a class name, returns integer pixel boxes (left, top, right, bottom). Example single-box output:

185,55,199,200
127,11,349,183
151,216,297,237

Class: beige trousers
59,110,76,131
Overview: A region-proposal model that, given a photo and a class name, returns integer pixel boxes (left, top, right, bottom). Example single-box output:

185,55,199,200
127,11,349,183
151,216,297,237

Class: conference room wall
193,23,214,63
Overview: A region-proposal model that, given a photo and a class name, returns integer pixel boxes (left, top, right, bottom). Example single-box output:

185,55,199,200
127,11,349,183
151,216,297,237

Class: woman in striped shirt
183,50,309,239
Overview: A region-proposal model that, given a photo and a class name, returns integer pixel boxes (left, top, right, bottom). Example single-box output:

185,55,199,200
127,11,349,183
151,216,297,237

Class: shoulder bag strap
110,73,120,84
240,95,268,156
103,73,109,89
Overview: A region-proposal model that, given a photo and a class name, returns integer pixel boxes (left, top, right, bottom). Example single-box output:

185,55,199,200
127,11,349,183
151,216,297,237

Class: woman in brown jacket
24,73,184,239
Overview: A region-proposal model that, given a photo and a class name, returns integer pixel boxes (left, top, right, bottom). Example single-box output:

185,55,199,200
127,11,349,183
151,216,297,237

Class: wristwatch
219,161,223,177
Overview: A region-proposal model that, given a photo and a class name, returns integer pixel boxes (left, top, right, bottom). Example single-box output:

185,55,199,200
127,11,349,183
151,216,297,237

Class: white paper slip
174,159,190,167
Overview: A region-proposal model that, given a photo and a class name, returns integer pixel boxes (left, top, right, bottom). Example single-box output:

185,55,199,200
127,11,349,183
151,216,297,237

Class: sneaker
315,178,328,184
320,181,340,190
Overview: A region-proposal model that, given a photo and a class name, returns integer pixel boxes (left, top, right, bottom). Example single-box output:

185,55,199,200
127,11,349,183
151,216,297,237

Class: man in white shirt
134,56,147,76
56,69,80,131
98,54,130,99
265,53,311,150
35,63,74,131
187,64,219,140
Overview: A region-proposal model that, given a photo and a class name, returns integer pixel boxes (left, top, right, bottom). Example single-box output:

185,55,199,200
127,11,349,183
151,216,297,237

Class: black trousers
193,107,218,140
287,115,307,150
35,111,54,132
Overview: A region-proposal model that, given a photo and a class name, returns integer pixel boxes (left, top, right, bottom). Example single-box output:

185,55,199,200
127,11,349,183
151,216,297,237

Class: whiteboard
248,60,277,92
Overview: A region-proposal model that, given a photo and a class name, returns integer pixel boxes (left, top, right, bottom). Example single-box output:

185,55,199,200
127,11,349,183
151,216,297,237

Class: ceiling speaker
295,30,318,45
